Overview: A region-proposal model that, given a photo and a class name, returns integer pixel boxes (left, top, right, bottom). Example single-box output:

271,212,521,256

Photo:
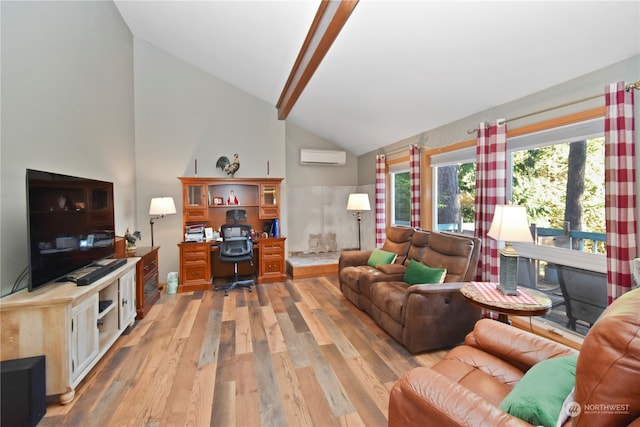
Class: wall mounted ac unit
299,149,346,165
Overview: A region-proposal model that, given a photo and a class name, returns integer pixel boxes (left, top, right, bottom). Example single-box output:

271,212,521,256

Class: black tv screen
26,169,116,291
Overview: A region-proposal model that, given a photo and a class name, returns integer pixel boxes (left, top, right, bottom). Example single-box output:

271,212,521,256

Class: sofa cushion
367,248,397,267
499,355,577,427
403,259,446,285
370,281,409,323
340,265,379,294
380,225,414,264
433,345,521,407
416,232,477,282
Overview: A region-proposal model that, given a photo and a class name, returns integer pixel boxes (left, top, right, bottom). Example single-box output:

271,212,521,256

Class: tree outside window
391,171,410,226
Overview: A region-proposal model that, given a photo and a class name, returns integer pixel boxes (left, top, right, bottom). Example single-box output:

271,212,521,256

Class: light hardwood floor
40,275,446,427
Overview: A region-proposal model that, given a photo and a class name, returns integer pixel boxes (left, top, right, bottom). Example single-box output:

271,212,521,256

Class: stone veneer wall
287,185,375,254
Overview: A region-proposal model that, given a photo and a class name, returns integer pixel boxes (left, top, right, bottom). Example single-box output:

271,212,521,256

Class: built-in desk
177,237,286,292
177,176,285,292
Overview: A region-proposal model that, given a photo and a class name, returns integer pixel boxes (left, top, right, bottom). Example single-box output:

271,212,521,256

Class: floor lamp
347,193,371,250
149,197,176,246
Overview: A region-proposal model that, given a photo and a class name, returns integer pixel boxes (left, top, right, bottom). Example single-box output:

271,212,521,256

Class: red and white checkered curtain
409,144,421,228
604,81,637,303
474,120,507,282
375,154,387,247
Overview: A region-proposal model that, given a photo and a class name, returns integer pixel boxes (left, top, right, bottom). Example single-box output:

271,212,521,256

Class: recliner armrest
405,282,466,296
338,250,372,269
389,367,531,427
376,263,406,276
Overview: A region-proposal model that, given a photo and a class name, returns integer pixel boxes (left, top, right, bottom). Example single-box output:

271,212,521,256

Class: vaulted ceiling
114,1,640,155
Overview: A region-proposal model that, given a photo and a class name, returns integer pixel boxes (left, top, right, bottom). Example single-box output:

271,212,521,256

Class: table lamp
487,204,533,296
149,197,176,246
347,193,371,250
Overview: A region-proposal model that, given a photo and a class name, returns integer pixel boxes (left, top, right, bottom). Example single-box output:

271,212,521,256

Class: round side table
460,282,552,324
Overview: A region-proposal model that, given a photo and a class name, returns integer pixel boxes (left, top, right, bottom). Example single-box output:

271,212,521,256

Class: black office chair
214,223,255,296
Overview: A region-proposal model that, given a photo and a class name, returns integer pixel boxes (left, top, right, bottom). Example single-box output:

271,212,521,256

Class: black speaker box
1,356,46,427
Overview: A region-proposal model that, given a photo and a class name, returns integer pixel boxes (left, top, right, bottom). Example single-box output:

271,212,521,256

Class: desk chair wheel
216,278,254,296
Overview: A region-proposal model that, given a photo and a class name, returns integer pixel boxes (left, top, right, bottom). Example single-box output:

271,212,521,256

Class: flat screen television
26,169,116,292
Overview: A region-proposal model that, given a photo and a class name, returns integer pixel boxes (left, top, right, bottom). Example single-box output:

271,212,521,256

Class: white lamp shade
487,205,533,243
347,193,371,211
149,197,177,216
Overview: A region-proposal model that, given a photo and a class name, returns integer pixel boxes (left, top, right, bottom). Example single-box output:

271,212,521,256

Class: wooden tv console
0,259,138,404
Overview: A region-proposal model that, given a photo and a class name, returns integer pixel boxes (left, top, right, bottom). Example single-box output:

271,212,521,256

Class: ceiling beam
276,0,359,120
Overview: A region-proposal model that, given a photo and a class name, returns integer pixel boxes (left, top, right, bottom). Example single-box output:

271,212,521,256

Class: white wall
360,56,640,186
132,39,286,281
1,1,135,296
358,56,640,247
284,122,368,252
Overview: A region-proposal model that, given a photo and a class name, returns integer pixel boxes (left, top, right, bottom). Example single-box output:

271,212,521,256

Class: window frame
427,112,607,273
388,162,411,226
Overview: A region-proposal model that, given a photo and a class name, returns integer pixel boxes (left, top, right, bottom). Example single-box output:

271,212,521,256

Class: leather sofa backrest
418,232,481,282
381,225,414,264
574,287,640,427
405,229,431,264
465,319,577,373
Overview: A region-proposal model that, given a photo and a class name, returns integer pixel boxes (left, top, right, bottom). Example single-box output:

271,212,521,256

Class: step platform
286,252,340,279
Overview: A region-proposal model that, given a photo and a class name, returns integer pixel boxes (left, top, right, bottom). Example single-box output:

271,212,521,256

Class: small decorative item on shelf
212,196,224,205
227,189,239,205
124,228,142,253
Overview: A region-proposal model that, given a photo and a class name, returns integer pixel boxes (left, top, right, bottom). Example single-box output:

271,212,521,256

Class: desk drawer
181,245,208,262
261,258,283,275
179,242,211,289
141,251,158,279
261,240,284,254
183,263,207,282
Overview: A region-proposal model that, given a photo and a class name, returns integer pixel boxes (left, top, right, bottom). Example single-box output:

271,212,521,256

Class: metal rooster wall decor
216,153,240,177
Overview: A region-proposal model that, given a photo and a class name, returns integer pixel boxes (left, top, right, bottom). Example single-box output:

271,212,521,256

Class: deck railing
436,222,606,254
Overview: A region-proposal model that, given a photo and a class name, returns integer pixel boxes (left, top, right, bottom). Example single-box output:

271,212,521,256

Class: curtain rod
467,80,640,134
383,143,423,158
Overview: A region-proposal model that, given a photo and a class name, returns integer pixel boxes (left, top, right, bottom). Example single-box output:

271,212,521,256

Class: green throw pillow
367,249,397,267
403,260,447,285
499,355,578,427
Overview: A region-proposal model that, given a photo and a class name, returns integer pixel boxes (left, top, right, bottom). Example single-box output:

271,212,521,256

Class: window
433,162,476,233
430,118,606,258
431,146,476,234
390,169,410,226
430,117,608,336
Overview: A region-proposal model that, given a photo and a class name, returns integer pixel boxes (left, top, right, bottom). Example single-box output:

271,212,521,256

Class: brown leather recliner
369,231,482,353
339,225,414,313
339,226,483,353
388,287,640,427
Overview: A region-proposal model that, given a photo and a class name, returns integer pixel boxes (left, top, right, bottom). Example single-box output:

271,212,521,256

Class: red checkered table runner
471,282,540,305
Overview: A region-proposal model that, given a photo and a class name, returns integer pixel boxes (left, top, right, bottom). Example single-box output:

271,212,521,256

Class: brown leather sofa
339,226,482,353
389,287,640,427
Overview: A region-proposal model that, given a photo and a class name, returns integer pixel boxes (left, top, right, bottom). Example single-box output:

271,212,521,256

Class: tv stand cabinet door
70,295,99,385
119,269,136,328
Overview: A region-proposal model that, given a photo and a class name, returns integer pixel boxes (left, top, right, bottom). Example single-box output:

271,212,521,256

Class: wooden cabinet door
70,295,99,383
119,268,137,328
183,183,208,221
259,183,279,219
